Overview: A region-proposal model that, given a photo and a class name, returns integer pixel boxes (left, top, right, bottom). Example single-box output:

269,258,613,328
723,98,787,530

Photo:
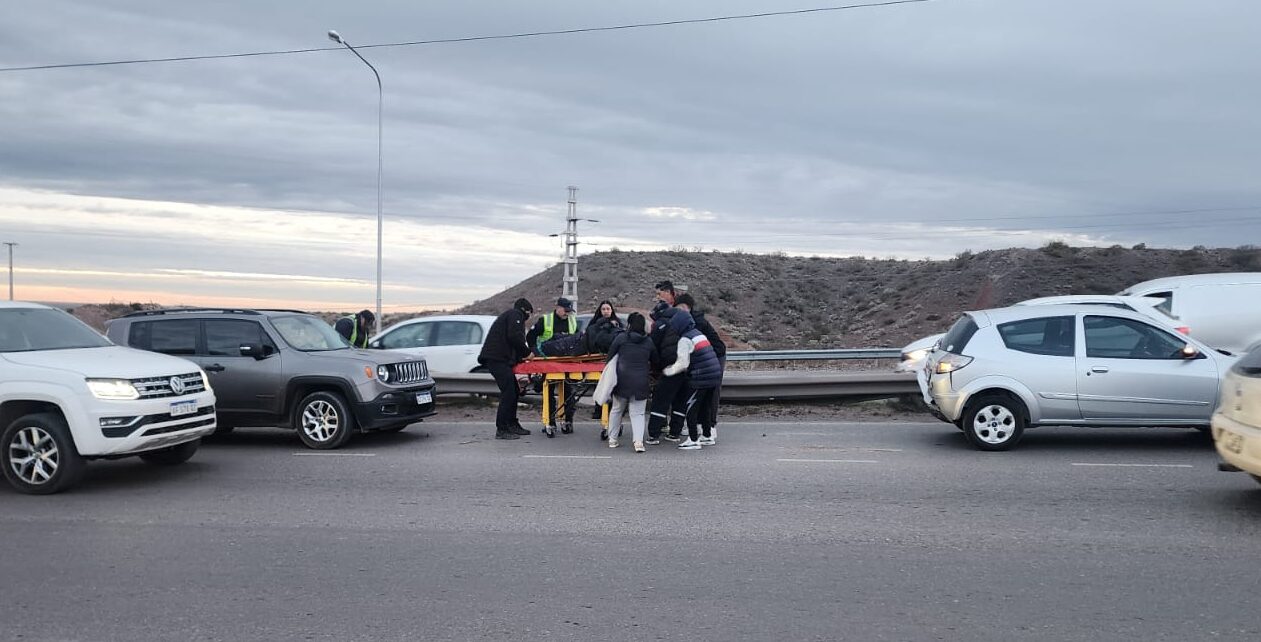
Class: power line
0,0,935,73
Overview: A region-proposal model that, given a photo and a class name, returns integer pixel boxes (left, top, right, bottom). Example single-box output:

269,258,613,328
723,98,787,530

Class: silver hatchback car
921,304,1236,450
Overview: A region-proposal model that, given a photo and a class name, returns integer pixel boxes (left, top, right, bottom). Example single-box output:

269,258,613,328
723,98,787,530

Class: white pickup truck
0,302,217,494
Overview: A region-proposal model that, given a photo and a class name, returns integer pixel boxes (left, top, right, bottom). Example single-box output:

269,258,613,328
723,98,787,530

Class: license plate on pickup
1222,431,1245,455
415,392,433,405
170,400,198,417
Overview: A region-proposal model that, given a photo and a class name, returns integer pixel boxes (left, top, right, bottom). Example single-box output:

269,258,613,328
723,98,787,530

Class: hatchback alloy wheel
972,405,1015,445
962,393,1027,451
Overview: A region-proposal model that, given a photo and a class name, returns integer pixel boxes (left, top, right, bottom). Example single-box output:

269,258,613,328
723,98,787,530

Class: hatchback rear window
997,316,1075,357
1234,347,1261,378
939,315,979,354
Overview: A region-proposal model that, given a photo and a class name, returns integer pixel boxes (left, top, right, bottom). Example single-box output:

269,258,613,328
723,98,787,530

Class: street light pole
328,30,383,324
3,242,15,301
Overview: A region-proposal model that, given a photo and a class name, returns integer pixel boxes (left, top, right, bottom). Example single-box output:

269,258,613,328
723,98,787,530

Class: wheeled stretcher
512,357,610,431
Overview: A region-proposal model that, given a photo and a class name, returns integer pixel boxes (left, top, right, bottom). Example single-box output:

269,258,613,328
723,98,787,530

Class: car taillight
1176,326,1191,335
935,354,973,374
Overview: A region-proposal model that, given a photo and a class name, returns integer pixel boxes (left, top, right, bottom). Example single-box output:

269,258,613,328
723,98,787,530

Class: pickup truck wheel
139,439,200,465
296,391,355,449
962,394,1026,451
2,413,86,495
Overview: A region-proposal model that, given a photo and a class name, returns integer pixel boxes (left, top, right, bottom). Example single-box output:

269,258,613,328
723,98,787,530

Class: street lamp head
327,30,344,44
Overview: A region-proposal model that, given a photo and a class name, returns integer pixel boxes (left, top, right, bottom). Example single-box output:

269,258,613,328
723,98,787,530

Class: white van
1118,273,1261,355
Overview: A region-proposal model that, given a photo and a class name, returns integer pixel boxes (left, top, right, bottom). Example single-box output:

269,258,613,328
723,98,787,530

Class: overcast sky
2,0,1259,310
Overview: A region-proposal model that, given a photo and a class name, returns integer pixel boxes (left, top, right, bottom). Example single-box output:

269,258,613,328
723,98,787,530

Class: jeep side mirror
240,343,267,359
369,339,383,349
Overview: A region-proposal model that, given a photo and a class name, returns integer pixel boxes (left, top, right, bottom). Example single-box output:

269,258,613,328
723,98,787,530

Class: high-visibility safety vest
537,313,578,349
342,315,368,348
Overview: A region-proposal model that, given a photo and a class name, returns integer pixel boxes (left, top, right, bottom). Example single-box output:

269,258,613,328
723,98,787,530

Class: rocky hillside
459,244,1261,350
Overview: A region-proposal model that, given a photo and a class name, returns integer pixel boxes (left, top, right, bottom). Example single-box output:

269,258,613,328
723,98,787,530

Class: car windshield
271,315,349,351
0,308,113,352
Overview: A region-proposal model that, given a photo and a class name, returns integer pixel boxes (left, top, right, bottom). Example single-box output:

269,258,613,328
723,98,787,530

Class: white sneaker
678,439,701,450
698,436,715,446
608,438,619,448
633,441,645,453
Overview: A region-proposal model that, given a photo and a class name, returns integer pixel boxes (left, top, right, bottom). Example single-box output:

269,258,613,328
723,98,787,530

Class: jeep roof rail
121,307,264,318
255,308,311,314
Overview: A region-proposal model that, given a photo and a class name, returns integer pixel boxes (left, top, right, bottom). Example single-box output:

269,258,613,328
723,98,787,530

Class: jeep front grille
387,361,428,384
132,373,207,399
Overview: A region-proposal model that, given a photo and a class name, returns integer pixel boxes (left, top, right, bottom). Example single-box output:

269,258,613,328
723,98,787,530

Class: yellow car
1213,347,1261,485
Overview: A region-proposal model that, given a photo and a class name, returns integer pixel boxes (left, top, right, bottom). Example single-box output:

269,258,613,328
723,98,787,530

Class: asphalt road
1,419,1259,641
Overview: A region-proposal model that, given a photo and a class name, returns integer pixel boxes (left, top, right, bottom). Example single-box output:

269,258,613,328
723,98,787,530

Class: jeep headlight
87,378,141,400
377,365,391,382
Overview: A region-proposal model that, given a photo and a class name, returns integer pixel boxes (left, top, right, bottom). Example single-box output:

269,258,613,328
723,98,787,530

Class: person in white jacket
661,310,723,450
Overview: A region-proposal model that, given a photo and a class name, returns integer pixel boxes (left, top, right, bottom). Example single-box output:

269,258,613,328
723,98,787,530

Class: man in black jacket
478,298,534,440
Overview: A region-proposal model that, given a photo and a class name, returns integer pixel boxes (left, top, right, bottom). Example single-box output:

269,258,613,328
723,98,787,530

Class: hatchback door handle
204,364,226,373
1090,366,1109,374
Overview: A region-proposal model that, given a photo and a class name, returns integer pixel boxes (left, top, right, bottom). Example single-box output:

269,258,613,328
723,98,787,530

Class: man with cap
479,298,535,440
526,297,579,436
334,309,376,349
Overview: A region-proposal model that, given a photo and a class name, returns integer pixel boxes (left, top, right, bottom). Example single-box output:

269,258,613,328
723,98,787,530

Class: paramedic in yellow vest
335,309,376,349
525,297,578,436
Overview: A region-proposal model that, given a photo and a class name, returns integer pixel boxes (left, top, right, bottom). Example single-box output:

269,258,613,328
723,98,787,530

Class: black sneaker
644,436,661,446
662,433,681,443
561,422,574,435
495,430,520,440
545,425,556,438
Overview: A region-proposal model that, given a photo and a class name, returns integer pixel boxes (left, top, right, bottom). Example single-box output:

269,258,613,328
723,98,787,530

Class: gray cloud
2,0,1260,307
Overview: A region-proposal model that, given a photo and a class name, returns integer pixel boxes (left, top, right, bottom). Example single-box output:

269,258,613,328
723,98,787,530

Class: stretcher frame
513,358,610,429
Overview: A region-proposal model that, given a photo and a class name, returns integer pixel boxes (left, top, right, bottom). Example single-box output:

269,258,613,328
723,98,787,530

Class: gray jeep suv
105,309,436,449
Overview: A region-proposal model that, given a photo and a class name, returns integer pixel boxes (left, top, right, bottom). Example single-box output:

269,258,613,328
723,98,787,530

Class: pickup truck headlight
87,378,141,400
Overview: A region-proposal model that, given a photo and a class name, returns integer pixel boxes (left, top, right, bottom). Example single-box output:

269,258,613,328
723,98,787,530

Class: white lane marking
292,452,377,457
776,458,879,464
1070,463,1193,468
522,455,612,460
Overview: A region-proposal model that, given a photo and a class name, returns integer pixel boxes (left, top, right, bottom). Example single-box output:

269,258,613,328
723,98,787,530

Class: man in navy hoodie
661,309,723,450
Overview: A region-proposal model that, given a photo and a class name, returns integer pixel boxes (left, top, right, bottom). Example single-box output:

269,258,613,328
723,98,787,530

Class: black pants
648,374,689,439
484,360,519,431
685,387,716,441
705,357,725,429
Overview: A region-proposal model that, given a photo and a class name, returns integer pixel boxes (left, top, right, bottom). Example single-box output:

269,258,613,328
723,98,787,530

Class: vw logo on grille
169,376,186,395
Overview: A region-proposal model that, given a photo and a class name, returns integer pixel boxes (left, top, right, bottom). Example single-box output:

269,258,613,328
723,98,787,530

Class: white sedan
369,315,496,375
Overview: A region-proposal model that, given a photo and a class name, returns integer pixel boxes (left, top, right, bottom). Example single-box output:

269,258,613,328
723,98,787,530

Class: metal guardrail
432,370,918,401
725,348,901,361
